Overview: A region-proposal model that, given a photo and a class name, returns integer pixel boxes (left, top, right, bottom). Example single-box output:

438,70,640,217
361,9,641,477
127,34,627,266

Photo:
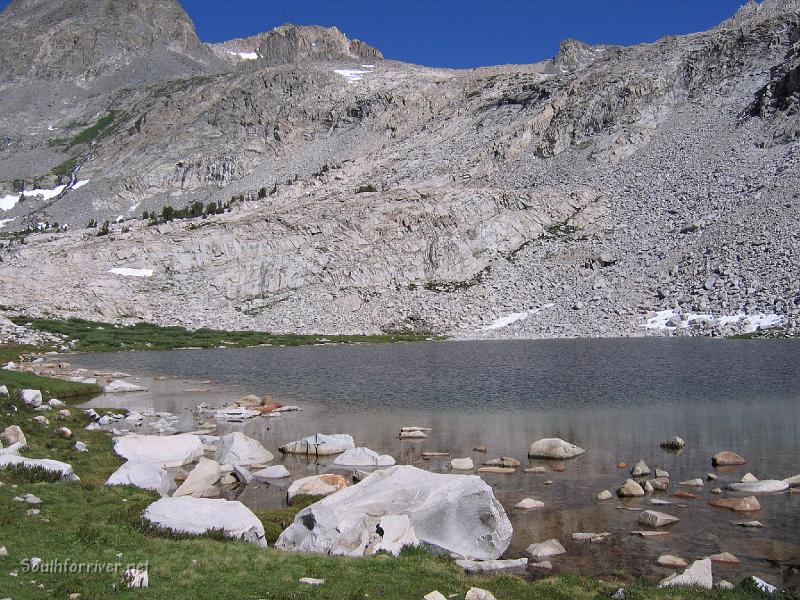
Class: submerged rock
279,433,355,455
332,447,395,467
525,539,566,561
727,480,788,494
712,451,745,466
252,465,290,479
597,490,613,501
657,555,687,568
514,498,544,509
143,496,266,547
103,380,146,393
709,496,761,512
638,510,679,527
276,465,512,560
483,457,521,468
528,438,585,459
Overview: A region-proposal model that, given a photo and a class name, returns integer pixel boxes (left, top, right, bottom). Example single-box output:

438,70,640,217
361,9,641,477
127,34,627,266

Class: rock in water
113,434,203,468
709,496,761,512
173,458,221,497
617,479,645,497
660,436,685,449
657,555,688,568
630,460,651,477
528,438,585,459
741,472,758,482
784,474,800,487
215,432,273,466
597,490,613,501
450,457,474,470
278,433,355,455
727,480,788,494
712,451,746,466
276,465,512,559
103,380,146,393
659,558,713,589
332,447,395,467
638,510,680,527
514,498,544,509
708,552,739,564
287,474,349,503
525,539,566,561
143,497,266,547
678,479,704,487
252,465,290,479
107,461,170,496
483,457,521,468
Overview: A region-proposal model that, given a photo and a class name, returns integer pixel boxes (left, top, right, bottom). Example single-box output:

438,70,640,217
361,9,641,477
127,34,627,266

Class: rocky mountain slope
0,0,798,339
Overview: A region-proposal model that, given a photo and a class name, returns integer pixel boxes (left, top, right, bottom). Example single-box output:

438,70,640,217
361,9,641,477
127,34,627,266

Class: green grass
51,155,79,179
9,317,439,352
66,111,119,148
0,368,787,599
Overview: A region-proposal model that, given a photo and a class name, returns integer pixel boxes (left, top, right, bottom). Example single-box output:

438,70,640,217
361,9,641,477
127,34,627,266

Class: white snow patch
360,64,376,69
334,68,370,83
109,268,153,278
0,185,66,210
645,308,784,333
47,125,57,131
71,180,89,190
0,217,16,229
228,51,258,60
477,304,555,332
128,202,141,214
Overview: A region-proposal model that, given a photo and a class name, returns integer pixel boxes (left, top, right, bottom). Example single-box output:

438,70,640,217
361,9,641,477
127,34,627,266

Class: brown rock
709,496,761,512
712,451,746,467
709,552,739,564
477,466,516,474
673,491,697,500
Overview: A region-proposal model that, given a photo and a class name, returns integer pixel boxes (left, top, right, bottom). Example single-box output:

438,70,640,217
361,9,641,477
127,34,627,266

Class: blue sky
1,1,753,68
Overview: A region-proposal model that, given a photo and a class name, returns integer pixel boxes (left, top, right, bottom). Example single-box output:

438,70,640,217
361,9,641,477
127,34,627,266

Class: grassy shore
0,353,783,599
8,316,439,352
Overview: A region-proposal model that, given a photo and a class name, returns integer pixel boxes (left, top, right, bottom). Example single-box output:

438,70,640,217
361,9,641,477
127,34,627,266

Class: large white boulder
659,558,713,589
253,465,291,479
215,432,273,466
0,442,25,456
276,465,512,559
106,461,170,496
1,425,26,447
727,480,789,494
103,380,146,393
0,454,79,480
113,434,203,468
174,458,221,497
527,438,585,459
143,496,266,547
279,433,355,456
332,447,395,467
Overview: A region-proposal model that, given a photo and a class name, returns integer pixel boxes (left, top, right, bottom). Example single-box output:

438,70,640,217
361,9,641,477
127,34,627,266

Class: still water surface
74,339,800,588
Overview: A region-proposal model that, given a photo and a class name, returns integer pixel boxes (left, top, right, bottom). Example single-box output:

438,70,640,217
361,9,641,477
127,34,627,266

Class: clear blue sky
1,0,753,68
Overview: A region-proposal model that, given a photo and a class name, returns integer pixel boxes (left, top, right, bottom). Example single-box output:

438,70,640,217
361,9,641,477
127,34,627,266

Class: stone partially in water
678,479,703,487
638,510,679,527
659,558,713,589
514,498,544,509
709,496,761,512
709,552,739,564
173,458,221,498
784,474,800,487
630,460,651,477
215,432,273,466
478,466,516,474
252,465,290,479
657,555,687,568
287,474,349,503
617,479,645,497
525,539,566,561
332,447,395,467
597,490,613,501
660,436,686,450
279,433,355,455
483,457,521,468
527,438,585,459
712,451,745,466
276,465,511,560
727,480,788,494
741,472,758,482
450,457,474,470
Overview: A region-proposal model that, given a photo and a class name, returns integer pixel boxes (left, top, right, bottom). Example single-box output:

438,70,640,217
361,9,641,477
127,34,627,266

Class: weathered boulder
114,434,203,468
332,447,395,467
528,438,584,459
1,425,26,447
20,389,42,408
174,458,221,497
287,474,349,503
525,539,566,561
107,461,170,496
660,436,686,450
712,451,745,466
215,432,273,466
617,479,645,497
276,465,512,559
659,558,713,589
597,490,613,501
253,464,291,479
279,433,355,455
638,510,679,527
103,380,146,393
630,460,651,477
741,472,758,482
727,480,788,494
709,496,761,512
514,498,544,509
143,497,266,547
0,454,79,480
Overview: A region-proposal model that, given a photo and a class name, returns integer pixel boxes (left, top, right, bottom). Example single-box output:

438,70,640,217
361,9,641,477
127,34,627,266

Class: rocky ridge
0,0,798,339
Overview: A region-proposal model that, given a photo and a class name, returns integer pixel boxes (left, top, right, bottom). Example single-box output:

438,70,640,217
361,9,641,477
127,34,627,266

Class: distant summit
208,24,383,68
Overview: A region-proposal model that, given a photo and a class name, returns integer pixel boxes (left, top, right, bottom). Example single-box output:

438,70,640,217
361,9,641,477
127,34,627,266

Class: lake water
73,339,800,589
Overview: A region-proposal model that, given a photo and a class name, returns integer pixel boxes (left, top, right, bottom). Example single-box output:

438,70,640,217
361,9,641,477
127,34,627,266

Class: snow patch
109,268,153,278
0,185,66,211
334,68,370,83
477,304,555,332
228,51,258,60
645,308,784,333
128,202,141,214
0,217,16,229
71,180,89,190
360,64,376,69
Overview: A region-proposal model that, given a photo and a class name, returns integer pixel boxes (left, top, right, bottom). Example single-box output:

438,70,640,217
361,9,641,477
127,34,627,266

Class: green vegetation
356,184,378,193
66,111,120,148
0,359,785,598
143,199,230,225
424,266,492,293
51,155,79,179
8,317,439,352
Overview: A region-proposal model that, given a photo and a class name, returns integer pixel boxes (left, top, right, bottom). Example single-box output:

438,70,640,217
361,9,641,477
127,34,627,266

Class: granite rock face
0,0,799,339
